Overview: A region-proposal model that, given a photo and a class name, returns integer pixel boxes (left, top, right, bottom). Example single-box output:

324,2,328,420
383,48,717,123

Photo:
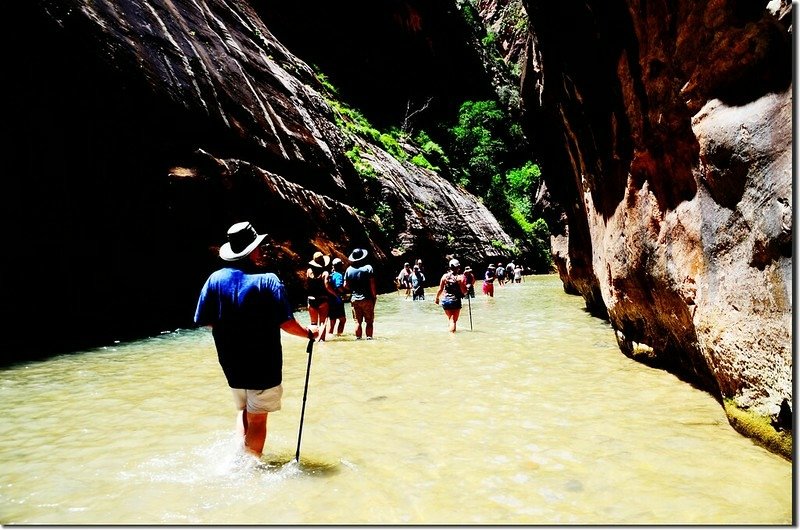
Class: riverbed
0,275,791,524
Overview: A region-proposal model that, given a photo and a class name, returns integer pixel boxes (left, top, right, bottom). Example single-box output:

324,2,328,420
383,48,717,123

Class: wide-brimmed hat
349,248,368,263
464,266,472,272
488,264,496,269
219,221,267,261
309,251,331,268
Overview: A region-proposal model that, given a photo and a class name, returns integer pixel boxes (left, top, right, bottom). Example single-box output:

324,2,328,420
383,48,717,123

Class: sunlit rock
519,0,792,452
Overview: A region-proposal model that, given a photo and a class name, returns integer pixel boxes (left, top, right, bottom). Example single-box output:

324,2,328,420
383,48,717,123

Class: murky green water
0,275,792,524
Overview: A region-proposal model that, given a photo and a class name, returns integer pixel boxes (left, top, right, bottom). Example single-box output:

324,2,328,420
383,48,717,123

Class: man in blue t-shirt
195,221,318,457
344,248,377,339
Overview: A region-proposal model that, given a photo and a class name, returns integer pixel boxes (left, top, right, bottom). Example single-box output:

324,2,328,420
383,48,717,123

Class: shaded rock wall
254,1,498,132
519,0,792,422
255,1,526,140
477,0,529,70
5,0,514,362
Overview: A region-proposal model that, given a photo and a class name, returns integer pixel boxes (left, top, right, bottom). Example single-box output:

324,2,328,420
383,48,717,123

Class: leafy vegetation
410,153,436,171
446,99,552,271
378,132,407,161
314,69,552,272
345,146,377,179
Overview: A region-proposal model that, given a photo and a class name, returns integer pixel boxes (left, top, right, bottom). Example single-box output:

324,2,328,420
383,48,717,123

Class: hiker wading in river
306,251,333,342
434,258,469,333
344,248,377,339
194,221,319,457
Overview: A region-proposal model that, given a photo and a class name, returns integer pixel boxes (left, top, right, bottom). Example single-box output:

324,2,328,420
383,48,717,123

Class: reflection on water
0,275,792,524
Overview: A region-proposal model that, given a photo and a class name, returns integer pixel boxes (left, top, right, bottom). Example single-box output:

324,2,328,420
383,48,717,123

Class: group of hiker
481,261,524,297
193,220,527,457
305,248,377,341
395,260,426,300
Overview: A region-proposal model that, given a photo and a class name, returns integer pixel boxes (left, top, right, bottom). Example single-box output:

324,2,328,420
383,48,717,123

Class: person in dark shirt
306,251,333,342
434,259,468,333
194,221,318,457
410,265,426,300
463,266,476,298
496,262,506,286
483,264,496,297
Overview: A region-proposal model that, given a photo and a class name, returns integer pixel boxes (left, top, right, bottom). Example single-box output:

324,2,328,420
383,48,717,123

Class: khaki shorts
231,385,283,414
351,298,375,323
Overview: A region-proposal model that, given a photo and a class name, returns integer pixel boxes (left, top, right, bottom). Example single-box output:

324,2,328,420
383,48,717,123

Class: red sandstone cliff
517,0,792,453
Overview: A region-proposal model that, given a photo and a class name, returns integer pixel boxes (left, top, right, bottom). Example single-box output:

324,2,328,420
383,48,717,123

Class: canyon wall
5,0,514,361
518,0,792,448
6,0,792,457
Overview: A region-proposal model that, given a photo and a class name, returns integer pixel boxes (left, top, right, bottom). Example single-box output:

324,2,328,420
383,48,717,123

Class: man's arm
434,275,446,304
369,276,378,299
281,318,319,340
459,274,469,296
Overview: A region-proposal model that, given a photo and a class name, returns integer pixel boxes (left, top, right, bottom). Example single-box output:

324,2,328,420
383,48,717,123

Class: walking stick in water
466,286,473,330
294,333,315,462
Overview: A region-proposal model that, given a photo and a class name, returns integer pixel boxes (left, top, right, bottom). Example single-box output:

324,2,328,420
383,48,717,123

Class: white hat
219,221,267,261
449,259,460,268
309,251,331,268
349,248,369,263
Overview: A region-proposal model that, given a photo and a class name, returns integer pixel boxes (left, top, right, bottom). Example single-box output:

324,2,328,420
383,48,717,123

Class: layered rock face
6,0,513,361
477,0,529,70
253,1,500,131
519,0,792,430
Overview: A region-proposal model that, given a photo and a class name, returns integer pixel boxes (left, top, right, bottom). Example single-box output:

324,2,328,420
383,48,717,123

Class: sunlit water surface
0,275,792,524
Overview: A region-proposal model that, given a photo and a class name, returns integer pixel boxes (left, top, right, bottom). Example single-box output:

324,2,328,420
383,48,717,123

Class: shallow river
0,275,792,524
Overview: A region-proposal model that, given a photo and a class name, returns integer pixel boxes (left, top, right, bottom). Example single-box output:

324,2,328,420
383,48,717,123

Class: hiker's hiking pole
467,285,473,330
294,330,315,463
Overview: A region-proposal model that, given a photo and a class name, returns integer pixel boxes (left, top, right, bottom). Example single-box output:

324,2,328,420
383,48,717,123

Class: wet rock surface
519,0,792,429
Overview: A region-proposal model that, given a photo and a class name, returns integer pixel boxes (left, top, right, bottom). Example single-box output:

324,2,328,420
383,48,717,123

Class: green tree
449,100,507,197
447,100,552,271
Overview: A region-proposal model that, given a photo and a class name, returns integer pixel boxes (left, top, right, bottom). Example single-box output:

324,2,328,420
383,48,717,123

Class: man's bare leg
241,410,268,456
236,409,246,437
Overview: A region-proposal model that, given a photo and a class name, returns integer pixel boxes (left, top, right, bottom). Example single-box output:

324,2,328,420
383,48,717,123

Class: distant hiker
514,264,523,283
397,262,413,297
496,262,506,285
306,251,333,342
482,264,496,297
344,248,377,339
411,265,426,300
328,257,347,336
463,266,476,298
434,259,468,333
194,221,318,457
415,259,425,278
506,262,515,284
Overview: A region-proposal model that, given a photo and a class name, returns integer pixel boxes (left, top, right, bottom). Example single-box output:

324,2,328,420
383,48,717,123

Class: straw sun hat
309,251,331,268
